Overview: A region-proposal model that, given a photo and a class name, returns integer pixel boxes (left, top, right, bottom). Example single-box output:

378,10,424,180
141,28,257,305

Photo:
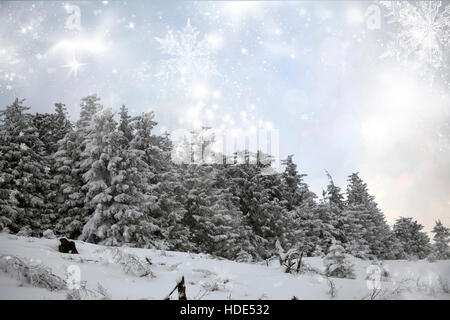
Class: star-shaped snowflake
380,1,450,82
155,19,219,87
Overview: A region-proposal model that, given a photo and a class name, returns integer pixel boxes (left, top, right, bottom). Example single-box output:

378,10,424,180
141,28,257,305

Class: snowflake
380,1,450,83
154,19,219,87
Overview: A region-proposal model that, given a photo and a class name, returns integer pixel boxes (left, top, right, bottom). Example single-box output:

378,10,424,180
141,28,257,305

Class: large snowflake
380,1,450,83
154,19,219,87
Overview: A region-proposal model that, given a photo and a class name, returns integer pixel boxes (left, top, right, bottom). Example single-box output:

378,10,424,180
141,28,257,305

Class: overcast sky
0,1,449,234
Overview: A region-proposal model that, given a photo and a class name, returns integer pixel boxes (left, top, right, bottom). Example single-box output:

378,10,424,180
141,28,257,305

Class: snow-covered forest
1,96,448,264
1,1,449,301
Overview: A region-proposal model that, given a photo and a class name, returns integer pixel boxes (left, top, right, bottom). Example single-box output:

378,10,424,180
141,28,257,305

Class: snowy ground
0,233,448,300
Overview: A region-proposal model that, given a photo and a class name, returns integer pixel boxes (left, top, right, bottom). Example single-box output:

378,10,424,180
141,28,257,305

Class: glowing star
128,22,135,29
63,57,86,78
241,48,248,54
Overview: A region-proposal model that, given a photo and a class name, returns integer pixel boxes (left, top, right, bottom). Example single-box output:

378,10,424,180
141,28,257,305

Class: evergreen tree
324,242,355,279
53,96,102,238
53,129,87,238
393,217,431,259
431,220,449,260
118,104,133,143
32,103,72,156
80,108,150,246
344,173,394,259
0,99,52,234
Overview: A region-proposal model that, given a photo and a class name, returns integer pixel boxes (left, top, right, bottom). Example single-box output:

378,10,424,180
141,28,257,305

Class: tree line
0,95,448,261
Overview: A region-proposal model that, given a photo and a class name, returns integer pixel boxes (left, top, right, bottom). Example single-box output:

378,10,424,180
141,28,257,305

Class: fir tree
344,173,394,259
53,96,102,238
431,220,449,260
393,217,431,259
0,99,52,234
118,104,133,143
324,242,355,279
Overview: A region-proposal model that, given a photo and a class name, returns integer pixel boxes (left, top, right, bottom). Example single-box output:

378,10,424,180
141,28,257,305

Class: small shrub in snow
406,254,420,261
235,250,252,263
275,239,303,274
66,283,111,300
326,277,337,298
0,217,11,231
438,276,449,294
323,243,355,279
17,226,32,237
0,255,66,291
365,261,390,283
43,229,56,239
426,251,438,263
103,248,155,277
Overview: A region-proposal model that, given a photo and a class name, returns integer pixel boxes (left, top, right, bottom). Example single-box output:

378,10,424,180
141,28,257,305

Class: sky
0,1,449,234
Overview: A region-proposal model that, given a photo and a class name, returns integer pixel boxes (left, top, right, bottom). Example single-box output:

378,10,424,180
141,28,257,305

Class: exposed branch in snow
66,283,111,300
326,277,337,298
0,255,66,291
165,276,187,300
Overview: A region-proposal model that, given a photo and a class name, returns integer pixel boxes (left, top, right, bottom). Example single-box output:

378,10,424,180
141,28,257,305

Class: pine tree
393,217,431,259
324,242,355,279
53,129,87,238
431,220,449,260
280,155,311,210
0,98,52,235
118,104,133,143
344,173,395,259
53,96,102,238
32,103,72,156
78,108,140,245
279,155,318,255
314,172,344,255
54,103,73,143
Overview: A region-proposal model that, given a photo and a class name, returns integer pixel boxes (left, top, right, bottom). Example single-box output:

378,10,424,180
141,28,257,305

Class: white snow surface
0,232,449,300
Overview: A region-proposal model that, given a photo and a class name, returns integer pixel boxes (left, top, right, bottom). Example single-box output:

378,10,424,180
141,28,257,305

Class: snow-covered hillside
0,233,448,300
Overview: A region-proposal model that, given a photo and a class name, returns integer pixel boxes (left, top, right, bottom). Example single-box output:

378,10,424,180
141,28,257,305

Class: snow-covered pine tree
344,173,394,260
77,95,103,136
393,217,431,259
53,129,87,238
129,112,169,243
0,98,52,235
118,104,133,143
431,220,449,260
54,103,73,142
129,112,172,246
324,242,355,279
314,172,344,255
79,108,153,246
53,96,102,238
247,167,293,259
279,155,318,254
32,103,72,156
280,155,309,210
209,165,253,260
